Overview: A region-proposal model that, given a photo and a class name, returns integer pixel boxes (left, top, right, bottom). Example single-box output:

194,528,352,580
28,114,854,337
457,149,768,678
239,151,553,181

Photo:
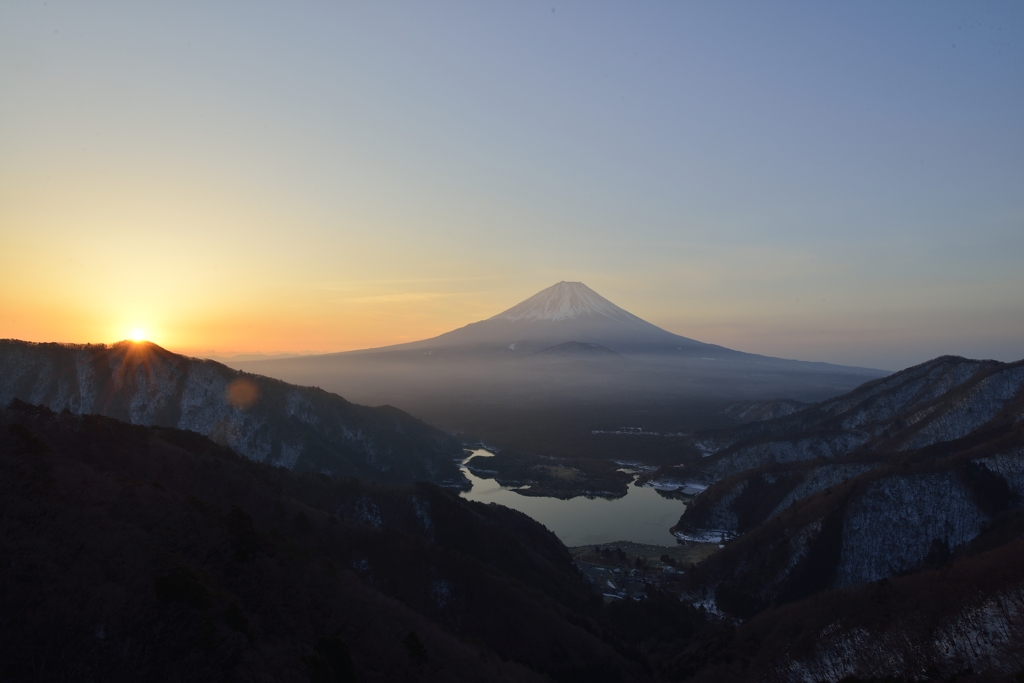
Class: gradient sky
2,1,1022,371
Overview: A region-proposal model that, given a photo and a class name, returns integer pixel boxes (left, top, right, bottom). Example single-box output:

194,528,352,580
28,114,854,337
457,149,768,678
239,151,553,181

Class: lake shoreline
459,448,695,546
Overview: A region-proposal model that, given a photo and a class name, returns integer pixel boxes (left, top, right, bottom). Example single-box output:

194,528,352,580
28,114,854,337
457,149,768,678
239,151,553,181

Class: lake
458,449,688,547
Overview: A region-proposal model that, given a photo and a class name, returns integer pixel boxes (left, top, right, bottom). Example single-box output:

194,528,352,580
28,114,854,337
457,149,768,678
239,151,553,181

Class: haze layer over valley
233,282,887,460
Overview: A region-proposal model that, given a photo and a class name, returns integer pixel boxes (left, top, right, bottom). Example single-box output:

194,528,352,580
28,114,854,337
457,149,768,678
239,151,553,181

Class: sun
130,328,146,342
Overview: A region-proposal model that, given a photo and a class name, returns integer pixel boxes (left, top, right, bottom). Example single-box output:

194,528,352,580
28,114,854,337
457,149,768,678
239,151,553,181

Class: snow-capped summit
365,280,715,355
491,281,637,323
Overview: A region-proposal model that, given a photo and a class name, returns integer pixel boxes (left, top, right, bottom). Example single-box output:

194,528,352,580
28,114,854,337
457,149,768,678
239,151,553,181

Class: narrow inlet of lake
458,449,687,546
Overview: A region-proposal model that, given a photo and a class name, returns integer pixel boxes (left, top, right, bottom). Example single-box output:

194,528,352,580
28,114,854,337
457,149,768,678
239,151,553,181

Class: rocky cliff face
0,339,467,487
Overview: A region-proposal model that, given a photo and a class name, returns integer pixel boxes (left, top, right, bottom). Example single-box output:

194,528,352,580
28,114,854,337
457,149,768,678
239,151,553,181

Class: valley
3,328,1024,680
570,542,722,603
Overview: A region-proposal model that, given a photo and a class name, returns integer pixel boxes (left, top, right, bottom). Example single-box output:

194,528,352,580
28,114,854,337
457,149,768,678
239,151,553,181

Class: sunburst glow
130,329,146,342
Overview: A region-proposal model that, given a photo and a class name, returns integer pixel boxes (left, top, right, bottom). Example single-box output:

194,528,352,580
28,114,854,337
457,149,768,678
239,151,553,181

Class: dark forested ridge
0,339,467,487
0,400,644,682
662,535,1024,682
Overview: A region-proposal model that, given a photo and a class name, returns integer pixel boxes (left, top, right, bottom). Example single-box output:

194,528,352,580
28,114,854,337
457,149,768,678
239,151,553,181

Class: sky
2,1,1022,371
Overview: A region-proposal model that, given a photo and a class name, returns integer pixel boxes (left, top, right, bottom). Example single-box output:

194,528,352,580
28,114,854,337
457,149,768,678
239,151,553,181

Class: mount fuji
231,282,888,458
369,281,718,356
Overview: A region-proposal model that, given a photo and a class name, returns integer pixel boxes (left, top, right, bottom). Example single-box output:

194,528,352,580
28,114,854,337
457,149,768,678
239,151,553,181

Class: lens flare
226,377,260,410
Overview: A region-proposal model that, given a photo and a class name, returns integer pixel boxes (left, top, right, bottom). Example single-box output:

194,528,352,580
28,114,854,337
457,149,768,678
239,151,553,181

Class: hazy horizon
3,2,1023,371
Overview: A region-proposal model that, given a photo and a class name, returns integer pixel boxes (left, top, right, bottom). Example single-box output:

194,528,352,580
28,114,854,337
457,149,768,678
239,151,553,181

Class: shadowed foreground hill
0,339,467,488
663,534,1024,682
0,401,642,683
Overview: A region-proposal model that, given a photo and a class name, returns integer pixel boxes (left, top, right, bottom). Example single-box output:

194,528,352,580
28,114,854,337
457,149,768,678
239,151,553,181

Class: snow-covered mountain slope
671,355,1024,545
686,356,1024,484
0,339,467,487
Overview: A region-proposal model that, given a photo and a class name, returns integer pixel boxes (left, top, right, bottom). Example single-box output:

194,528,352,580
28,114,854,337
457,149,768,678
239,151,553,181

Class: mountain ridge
664,354,1024,544
0,338,468,487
